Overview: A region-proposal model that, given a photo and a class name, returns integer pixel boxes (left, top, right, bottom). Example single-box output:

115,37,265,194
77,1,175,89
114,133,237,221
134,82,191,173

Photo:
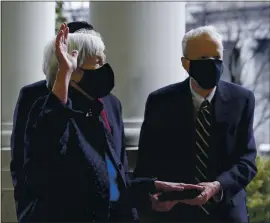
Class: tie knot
201,100,210,109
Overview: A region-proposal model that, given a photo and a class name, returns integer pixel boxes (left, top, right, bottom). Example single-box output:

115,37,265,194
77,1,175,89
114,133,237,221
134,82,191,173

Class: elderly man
10,22,199,222
134,25,257,222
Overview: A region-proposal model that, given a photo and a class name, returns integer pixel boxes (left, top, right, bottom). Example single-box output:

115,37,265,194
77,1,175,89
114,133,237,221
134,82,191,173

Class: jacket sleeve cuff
42,92,73,113
37,92,77,124
131,177,157,194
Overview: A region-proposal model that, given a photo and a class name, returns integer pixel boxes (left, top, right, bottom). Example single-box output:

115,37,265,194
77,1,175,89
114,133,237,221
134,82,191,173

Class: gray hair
182,25,223,57
42,29,106,88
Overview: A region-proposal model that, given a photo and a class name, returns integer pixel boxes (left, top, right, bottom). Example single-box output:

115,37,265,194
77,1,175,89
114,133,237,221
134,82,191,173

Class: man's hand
150,193,179,212
151,182,204,212
154,181,204,192
179,181,221,206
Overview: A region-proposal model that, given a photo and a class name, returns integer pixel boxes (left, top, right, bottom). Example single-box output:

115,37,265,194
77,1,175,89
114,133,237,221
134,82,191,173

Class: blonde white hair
182,25,223,57
42,29,106,88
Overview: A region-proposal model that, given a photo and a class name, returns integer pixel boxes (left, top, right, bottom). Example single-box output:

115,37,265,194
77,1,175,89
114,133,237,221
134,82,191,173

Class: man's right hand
151,182,204,212
52,23,78,104
154,181,204,192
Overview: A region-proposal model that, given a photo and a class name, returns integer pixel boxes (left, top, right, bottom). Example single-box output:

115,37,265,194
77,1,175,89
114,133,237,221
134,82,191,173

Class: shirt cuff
213,184,223,202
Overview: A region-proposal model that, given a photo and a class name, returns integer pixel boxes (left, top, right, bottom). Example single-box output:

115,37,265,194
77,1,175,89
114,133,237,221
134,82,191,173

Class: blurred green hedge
246,156,270,222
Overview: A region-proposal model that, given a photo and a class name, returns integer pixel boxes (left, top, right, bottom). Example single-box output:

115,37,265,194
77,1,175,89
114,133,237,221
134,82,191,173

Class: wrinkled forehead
186,34,223,60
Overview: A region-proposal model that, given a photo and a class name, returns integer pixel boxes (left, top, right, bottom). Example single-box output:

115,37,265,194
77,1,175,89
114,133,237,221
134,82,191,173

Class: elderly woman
11,22,199,222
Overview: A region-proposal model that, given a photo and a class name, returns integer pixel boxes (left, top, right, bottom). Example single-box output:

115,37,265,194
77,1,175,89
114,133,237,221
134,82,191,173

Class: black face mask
188,59,223,89
77,63,115,98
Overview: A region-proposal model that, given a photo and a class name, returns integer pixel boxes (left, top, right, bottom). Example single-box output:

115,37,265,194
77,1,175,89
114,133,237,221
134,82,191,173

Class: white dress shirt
189,78,216,111
189,78,223,202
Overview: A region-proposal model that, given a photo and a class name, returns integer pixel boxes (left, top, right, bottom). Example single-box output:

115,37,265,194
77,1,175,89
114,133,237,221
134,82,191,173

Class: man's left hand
154,181,204,192
179,181,221,206
150,193,180,212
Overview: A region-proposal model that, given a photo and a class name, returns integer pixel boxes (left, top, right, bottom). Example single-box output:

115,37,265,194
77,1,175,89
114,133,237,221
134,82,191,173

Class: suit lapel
174,78,195,126
214,81,230,123
173,78,197,159
181,78,196,128
184,79,198,168
211,81,230,167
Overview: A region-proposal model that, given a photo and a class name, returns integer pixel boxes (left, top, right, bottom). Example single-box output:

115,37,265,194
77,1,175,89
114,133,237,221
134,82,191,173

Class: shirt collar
189,78,216,108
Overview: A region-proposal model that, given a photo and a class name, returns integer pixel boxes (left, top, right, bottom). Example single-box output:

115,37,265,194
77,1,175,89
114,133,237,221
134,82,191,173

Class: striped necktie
194,100,215,215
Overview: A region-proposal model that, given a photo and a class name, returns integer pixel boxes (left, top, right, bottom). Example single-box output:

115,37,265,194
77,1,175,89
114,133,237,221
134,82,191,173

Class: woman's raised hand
55,23,78,78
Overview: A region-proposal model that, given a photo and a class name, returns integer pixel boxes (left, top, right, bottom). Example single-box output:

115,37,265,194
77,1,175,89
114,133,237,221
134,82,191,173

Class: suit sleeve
23,92,74,194
123,146,156,203
10,88,29,202
121,146,155,219
133,94,158,178
216,91,257,201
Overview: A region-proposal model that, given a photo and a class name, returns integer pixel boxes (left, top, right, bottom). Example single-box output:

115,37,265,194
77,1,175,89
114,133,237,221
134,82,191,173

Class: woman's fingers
58,23,65,36
55,30,64,53
71,50,78,59
56,23,67,46
55,23,78,72
55,24,69,55
64,26,69,45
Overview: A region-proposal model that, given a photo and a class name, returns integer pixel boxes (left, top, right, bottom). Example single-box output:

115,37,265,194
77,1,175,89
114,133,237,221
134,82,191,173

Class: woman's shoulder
100,94,124,122
17,80,49,110
106,93,121,104
20,80,48,95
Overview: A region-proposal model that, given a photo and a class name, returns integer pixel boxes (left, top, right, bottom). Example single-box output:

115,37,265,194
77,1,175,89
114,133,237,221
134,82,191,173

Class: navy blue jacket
134,78,257,223
11,80,155,222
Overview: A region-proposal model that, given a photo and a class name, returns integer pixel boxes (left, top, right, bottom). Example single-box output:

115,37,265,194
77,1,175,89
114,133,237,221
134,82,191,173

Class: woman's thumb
71,50,78,58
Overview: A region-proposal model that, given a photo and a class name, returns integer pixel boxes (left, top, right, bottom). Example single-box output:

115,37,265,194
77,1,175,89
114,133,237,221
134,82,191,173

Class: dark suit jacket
134,78,257,223
11,80,49,206
11,80,155,222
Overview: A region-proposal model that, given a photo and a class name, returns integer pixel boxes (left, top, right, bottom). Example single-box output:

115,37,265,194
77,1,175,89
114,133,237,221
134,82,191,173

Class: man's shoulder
220,80,253,99
16,80,48,107
149,79,188,100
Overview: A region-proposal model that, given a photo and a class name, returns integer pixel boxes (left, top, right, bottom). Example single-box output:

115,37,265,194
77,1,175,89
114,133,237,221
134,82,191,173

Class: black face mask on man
187,59,223,89
77,63,115,98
